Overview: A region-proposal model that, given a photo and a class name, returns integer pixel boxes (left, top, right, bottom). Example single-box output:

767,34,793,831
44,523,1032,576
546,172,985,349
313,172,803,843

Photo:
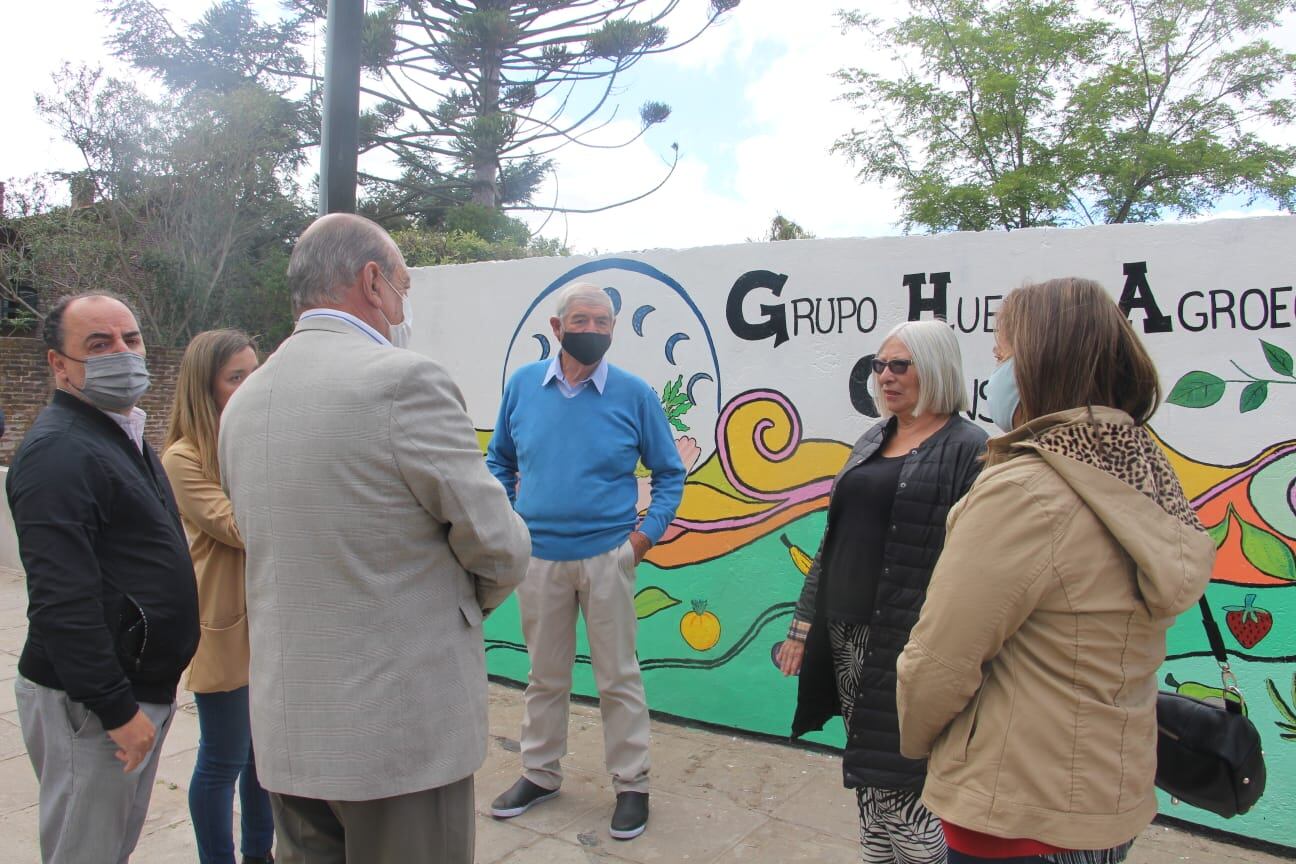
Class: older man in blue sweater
486,282,685,840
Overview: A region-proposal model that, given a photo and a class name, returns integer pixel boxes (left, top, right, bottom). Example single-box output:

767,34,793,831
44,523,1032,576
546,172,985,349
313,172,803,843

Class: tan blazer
219,315,531,801
897,408,1214,850
162,438,250,693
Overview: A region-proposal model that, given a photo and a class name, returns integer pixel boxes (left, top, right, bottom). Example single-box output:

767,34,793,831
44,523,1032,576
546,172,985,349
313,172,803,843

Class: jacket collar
51,388,140,444
986,406,1133,465
293,309,390,345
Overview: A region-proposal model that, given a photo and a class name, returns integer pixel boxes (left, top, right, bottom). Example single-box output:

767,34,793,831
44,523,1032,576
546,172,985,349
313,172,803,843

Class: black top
792,414,988,793
6,390,199,729
822,453,906,623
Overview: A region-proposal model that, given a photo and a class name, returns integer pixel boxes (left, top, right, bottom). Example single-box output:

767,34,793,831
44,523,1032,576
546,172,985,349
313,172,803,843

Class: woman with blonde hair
783,319,987,863
897,278,1215,862
163,329,273,864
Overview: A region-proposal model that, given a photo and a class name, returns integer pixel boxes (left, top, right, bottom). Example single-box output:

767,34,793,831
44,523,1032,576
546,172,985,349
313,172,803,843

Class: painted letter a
1118,262,1172,333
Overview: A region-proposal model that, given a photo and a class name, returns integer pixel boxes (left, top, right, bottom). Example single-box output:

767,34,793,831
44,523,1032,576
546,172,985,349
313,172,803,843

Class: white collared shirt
103,406,147,452
542,354,608,399
298,309,391,346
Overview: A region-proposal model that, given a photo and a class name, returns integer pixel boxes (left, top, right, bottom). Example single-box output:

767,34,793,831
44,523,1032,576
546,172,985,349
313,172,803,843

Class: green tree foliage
834,0,1296,232
766,213,815,240
107,0,740,219
3,65,309,346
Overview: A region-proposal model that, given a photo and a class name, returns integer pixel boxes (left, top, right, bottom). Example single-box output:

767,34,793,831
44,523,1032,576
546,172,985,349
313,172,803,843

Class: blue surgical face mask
987,357,1021,432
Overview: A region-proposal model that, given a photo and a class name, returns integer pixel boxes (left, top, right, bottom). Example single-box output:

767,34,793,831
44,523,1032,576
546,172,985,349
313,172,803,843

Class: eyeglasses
870,358,914,375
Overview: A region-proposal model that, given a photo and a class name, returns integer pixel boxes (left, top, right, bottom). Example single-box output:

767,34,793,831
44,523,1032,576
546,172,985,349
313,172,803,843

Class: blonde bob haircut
875,319,970,420
165,329,256,483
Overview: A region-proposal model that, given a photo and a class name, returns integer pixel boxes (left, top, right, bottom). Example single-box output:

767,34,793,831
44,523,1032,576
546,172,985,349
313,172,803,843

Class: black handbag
1155,596,1266,818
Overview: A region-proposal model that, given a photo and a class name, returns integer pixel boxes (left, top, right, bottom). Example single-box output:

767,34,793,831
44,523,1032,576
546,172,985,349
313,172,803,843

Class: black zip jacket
6,390,199,729
791,414,987,792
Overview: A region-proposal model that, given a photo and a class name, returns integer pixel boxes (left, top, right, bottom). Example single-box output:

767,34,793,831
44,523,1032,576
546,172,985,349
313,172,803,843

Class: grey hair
554,282,614,320
287,214,400,312
875,319,970,419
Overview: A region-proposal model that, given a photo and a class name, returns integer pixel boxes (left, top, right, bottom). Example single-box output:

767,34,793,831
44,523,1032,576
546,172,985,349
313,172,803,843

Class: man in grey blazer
219,213,531,864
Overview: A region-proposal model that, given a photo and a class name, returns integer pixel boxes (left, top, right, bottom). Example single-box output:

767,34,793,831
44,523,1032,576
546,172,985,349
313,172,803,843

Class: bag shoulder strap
1197,595,1229,663
1196,595,1244,714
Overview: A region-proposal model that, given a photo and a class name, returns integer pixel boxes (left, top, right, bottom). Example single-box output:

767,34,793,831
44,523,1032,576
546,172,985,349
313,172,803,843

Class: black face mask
561,331,612,366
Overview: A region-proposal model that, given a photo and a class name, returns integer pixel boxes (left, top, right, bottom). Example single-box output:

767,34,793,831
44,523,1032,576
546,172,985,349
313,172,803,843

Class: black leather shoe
242,856,273,864
609,791,649,840
490,777,559,818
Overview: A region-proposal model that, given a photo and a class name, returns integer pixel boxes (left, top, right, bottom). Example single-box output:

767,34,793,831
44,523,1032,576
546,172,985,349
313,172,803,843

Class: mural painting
415,216,1296,849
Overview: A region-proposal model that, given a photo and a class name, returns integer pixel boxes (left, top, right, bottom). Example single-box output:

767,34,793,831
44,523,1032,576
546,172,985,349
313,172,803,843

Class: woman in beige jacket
163,330,273,864
896,278,1215,863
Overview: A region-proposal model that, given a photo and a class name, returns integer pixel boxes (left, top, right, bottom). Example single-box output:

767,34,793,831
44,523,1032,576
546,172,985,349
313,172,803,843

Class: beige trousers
518,541,650,794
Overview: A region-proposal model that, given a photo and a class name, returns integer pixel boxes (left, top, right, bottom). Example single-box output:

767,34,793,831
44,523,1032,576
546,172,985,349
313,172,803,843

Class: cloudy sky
2,0,1292,254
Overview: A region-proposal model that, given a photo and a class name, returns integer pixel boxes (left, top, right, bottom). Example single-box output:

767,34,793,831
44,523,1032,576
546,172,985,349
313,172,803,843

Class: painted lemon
680,600,721,651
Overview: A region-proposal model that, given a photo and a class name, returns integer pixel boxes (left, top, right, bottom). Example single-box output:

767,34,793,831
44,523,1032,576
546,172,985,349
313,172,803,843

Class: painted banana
780,534,813,576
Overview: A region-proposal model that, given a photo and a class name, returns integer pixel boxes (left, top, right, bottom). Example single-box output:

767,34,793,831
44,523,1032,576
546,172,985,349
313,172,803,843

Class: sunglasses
870,358,914,375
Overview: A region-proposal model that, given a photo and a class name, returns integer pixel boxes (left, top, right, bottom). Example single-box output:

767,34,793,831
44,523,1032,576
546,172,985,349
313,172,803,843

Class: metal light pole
319,0,364,215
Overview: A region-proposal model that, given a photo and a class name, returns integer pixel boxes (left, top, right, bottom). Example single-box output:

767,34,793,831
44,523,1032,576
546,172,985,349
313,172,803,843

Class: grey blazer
219,315,530,801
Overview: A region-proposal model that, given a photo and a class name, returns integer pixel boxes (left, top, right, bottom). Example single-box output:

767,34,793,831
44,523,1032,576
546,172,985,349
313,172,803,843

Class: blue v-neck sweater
486,360,686,561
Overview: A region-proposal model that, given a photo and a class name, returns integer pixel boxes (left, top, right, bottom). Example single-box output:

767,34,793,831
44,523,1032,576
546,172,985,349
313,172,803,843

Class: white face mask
378,272,413,349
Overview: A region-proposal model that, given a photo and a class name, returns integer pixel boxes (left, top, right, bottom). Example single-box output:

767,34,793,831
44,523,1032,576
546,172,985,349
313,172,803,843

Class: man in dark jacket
6,292,199,864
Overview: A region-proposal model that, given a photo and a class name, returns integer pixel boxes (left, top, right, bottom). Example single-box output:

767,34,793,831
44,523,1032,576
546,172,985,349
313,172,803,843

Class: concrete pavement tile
1132,822,1293,863
154,744,199,790
0,625,27,654
137,779,192,839
0,753,39,816
482,731,525,777
496,836,636,864
0,715,27,761
549,786,768,864
488,682,530,735
711,818,860,864
475,812,544,864
758,762,858,843
0,803,40,864
131,817,201,862
0,649,17,681
475,764,607,835
158,701,201,759
0,677,16,714
649,737,822,813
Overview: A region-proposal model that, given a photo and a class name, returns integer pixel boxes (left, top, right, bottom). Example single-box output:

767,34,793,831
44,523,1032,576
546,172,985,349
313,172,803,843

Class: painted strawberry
1224,594,1273,649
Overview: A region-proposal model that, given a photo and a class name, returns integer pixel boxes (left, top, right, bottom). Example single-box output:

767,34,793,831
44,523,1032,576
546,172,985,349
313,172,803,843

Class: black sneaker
609,791,649,840
490,777,559,818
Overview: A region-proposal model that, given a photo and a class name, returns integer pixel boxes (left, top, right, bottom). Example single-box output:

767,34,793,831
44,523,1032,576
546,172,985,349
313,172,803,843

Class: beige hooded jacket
897,407,1215,850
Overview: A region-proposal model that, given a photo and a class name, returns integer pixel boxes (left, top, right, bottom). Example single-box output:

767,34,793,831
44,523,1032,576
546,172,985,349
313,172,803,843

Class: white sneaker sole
490,789,559,819
609,819,647,840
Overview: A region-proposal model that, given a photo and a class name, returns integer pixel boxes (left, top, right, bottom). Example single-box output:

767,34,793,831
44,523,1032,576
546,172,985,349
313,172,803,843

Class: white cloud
525,0,902,252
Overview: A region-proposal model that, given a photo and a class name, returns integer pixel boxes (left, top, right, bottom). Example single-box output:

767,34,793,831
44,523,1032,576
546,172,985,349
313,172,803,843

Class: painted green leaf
1239,381,1268,413
1204,509,1231,548
1268,678,1296,724
634,586,681,619
1238,517,1296,581
1167,371,1226,408
1261,340,1294,377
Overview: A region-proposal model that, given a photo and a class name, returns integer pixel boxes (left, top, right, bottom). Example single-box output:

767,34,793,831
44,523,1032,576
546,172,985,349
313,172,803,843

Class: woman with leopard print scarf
896,277,1216,864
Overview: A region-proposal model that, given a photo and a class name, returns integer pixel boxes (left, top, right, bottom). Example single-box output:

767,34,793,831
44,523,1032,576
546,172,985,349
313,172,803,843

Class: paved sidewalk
0,565,1289,863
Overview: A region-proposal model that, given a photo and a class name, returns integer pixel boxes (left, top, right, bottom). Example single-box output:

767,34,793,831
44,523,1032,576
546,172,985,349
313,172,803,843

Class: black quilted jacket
791,413,987,792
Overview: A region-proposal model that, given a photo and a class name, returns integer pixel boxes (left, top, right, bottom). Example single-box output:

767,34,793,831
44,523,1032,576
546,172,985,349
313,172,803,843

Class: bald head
288,213,403,313
43,293,147,406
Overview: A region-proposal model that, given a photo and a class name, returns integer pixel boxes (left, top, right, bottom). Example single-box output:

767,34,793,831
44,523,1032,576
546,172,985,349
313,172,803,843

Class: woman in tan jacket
163,330,273,864
896,278,1215,863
